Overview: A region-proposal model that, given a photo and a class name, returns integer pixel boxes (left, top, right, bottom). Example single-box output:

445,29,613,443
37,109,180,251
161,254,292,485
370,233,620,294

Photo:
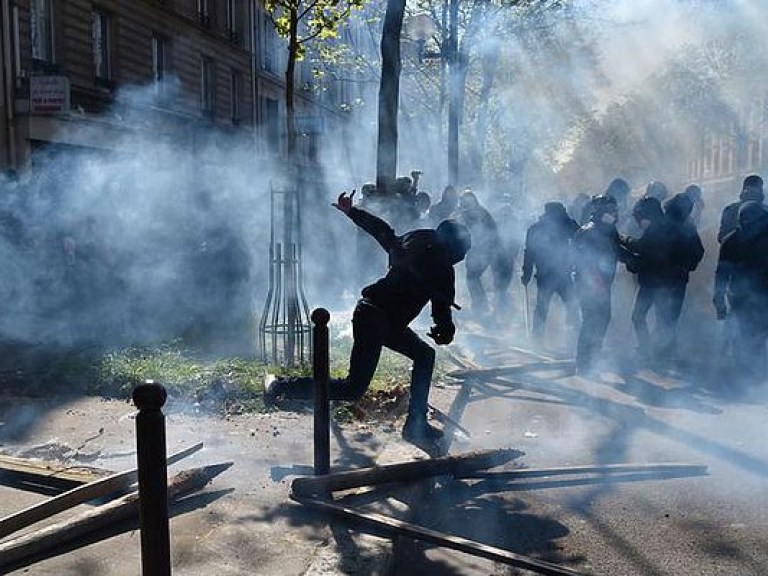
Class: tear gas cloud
2,0,767,376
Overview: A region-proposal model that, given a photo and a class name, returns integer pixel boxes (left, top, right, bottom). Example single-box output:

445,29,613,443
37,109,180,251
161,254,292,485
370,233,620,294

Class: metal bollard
132,381,171,576
312,308,331,476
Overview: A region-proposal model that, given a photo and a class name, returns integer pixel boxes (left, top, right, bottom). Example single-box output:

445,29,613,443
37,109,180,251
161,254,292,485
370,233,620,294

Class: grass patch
8,330,456,418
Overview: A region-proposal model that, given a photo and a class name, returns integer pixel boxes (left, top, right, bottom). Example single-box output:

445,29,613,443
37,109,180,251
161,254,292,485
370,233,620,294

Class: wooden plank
456,462,709,480
0,462,232,572
291,448,524,497
0,442,204,540
0,455,112,485
292,495,586,576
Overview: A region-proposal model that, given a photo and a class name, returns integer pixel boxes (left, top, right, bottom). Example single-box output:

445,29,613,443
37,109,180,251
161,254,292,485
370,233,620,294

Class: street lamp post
408,9,460,187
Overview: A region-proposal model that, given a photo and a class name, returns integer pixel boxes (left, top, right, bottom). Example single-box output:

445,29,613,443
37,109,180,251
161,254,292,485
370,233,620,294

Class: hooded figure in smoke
521,201,580,338
572,194,631,375
716,174,765,361
718,174,765,243
624,195,704,367
266,191,471,447
714,200,768,386
455,190,501,320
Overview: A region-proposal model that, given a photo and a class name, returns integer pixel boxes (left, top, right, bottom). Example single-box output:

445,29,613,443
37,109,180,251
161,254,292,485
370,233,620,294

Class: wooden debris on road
292,494,585,576
0,442,204,540
0,462,232,572
0,454,113,492
291,448,524,497
457,462,709,480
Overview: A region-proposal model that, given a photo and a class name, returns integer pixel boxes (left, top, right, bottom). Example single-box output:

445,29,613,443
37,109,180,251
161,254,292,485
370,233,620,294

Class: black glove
428,323,455,345
521,271,531,286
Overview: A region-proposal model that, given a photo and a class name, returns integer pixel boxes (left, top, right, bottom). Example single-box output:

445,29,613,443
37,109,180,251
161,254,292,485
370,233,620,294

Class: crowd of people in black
342,171,768,406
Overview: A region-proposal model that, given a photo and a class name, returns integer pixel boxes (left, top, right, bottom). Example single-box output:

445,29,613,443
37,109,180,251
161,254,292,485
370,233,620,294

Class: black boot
402,414,443,445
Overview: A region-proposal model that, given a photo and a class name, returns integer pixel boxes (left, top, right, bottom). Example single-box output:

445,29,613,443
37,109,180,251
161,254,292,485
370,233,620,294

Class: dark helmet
632,196,663,224
544,201,568,218
606,178,630,200
664,192,694,223
740,174,764,203
645,180,669,202
590,194,618,219
436,219,471,264
737,201,767,230
683,184,702,203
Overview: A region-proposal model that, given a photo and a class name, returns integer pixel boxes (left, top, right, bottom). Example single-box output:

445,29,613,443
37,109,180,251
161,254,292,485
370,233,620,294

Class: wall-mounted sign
30,76,71,114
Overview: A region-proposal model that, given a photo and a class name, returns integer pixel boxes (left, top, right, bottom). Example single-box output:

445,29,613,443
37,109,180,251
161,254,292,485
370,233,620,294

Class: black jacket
522,212,579,282
714,212,768,309
573,219,629,296
625,217,703,286
349,207,455,331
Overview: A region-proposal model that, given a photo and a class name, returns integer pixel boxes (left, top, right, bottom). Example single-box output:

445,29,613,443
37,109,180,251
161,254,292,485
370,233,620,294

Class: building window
91,10,112,84
201,57,215,117
30,0,54,64
198,0,211,28
152,35,169,82
227,0,240,43
262,17,276,73
230,69,241,123
265,97,280,152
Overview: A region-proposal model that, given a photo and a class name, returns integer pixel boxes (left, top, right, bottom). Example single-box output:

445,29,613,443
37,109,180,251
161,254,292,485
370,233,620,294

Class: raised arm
334,191,397,252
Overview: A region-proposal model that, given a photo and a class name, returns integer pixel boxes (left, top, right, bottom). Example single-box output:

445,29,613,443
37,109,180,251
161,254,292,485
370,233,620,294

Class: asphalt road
389,334,768,576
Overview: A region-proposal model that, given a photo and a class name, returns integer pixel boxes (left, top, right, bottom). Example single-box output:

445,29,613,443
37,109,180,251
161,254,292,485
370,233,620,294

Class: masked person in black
660,192,705,364
265,191,471,446
718,174,764,243
455,190,501,319
521,202,580,338
625,196,669,363
716,174,764,360
713,201,768,386
572,195,630,375
624,196,703,367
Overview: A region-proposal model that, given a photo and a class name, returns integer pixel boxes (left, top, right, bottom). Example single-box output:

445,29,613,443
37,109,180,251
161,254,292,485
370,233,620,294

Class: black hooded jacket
522,209,579,283
348,207,455,331
715,205,768,307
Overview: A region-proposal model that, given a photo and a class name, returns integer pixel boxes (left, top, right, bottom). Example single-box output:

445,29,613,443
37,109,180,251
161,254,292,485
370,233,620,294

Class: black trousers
533,276,577,337
576,282,612,372
279,300,435,419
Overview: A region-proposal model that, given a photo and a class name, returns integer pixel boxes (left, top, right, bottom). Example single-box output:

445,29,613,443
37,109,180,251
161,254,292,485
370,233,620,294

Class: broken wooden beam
0,462,232,572
0,454,113,490
291,448,524,497
447,360,573,380
0,442,204,540
456,462,709,480
292,495,585,576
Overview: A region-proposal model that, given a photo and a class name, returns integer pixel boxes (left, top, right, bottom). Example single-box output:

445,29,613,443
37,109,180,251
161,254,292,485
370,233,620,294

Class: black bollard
312,308,331,476
132,381,171,576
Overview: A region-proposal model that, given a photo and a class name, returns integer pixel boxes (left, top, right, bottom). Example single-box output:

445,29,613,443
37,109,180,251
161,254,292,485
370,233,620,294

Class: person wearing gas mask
265,191,471,447
713,201,768,387
572,194,631,375
521,202,580,338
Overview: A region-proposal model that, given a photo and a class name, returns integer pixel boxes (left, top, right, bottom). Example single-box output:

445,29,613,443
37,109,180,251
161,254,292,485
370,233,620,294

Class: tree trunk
376,0,406,194
286,8,299,159
468,38,500,187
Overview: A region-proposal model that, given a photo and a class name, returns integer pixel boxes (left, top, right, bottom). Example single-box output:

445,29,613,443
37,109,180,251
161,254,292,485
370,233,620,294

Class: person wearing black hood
572,194,631,375
624,196,670,364
659,192,705,363
718,174,764,243
716,175,764,360
714,201,768,386
521,202,580,338
265,191,472,447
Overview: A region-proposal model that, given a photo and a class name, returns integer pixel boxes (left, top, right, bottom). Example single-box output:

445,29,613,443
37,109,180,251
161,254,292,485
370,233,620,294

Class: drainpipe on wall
1,0,18,171
250,0,259,157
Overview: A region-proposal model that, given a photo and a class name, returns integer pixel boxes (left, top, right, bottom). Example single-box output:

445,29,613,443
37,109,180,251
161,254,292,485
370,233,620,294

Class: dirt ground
0,389,430,575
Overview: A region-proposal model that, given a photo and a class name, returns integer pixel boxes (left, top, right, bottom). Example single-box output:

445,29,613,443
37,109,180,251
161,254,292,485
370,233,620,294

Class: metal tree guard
258,182,312,365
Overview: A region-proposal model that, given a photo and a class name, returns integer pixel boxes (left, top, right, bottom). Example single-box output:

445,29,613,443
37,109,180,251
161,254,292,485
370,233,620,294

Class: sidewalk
0,378,467,575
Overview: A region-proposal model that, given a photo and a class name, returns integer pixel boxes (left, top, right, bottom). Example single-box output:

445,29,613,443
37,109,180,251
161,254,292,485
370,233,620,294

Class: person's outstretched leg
384,327,439,443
